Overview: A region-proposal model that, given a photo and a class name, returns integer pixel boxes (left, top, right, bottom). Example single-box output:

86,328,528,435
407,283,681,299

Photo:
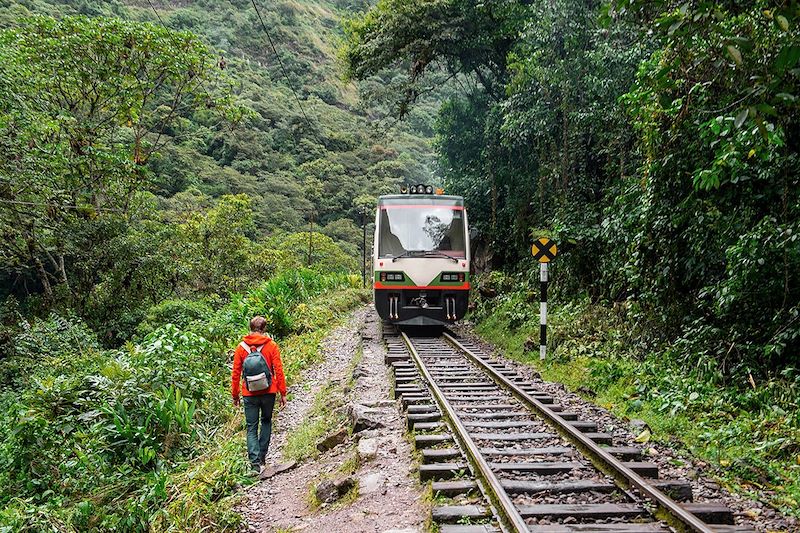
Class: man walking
231,316,287,474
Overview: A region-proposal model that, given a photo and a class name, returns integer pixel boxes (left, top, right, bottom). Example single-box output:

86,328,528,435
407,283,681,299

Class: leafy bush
0,269,366,531
136,299,214,339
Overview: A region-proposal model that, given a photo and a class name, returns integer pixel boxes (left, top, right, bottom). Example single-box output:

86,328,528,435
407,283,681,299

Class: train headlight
410,185,417,194
425,185,433,194
380,272,405,282
441,273,465,282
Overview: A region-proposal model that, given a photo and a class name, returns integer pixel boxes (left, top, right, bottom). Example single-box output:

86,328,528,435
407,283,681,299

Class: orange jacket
231,333,287,398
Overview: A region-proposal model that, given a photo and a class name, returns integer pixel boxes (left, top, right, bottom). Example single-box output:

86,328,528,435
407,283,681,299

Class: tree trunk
490,167,497,233
32,252,53,301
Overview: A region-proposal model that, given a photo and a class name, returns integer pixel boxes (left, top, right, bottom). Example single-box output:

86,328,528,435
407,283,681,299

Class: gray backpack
240,342,273,392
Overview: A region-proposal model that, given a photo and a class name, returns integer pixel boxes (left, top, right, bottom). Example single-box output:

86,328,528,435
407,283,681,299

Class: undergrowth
0,269,368,532
283,340,363,463
471,272,800,516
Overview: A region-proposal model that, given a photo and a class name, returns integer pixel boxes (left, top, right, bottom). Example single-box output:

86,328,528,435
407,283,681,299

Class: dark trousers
243,393,276,468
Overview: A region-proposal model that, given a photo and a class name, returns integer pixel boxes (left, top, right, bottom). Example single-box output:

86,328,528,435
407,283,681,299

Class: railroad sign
531,237,557,263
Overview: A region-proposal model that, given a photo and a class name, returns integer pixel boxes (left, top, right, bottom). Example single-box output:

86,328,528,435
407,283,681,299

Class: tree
277,232,358,273
341,0,528,115
0,15,239,302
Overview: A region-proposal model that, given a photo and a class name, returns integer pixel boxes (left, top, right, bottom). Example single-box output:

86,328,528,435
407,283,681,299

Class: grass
160,286,369,529
283,337,365,463
472,294,800,517
283,320,370,513
283,382,347,462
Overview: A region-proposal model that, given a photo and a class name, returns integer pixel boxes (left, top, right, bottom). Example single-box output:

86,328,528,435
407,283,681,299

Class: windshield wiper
391,250,424,262
423,251,459,263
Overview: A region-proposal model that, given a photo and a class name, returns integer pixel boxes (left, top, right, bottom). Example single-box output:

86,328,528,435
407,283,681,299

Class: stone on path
259,460,297,480
314,476,355,504
362,399,396,408
629,418,651,433
359,472,382,495
357,437,379,461
347,402,386,433
316,427,349,452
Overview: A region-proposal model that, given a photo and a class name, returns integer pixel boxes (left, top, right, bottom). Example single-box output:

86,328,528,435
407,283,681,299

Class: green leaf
734,108,749,128
775,45,800,71
726,45,742,65
668,20,683,36
776,15,789,32
634,428,651,443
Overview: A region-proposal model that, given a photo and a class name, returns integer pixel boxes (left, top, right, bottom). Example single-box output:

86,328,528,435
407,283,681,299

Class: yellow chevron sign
531,238,557,263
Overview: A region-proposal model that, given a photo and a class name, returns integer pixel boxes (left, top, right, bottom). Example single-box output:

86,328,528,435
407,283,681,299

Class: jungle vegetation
343,0,800,514
0,0,431,530
1,0,799,529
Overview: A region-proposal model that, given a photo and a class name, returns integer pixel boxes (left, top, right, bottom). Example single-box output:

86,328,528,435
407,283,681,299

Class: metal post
540,262,548,360
307,215,313,267
362,213,367,288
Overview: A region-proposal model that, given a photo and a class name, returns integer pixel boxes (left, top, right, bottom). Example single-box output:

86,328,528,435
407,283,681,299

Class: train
373,185,470,326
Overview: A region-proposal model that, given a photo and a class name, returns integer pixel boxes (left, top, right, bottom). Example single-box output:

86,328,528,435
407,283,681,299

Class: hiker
231,316,287,474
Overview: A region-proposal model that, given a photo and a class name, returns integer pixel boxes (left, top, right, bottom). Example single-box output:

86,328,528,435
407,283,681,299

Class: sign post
531,238,557,360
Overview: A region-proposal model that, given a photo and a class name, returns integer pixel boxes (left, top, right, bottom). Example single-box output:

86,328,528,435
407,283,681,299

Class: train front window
378,207,466,258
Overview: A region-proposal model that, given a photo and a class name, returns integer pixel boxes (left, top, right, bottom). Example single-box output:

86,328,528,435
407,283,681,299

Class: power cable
146,0,221,115
148,0,315,134
249,0,314,130
146,0,164,25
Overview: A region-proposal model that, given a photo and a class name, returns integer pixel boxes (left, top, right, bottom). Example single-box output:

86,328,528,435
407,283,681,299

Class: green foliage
135,299,214,339
0,14,238,304
276,231,359,275
0,1,436,344
471,280,800,515
0,271,366,531
343,0,800,378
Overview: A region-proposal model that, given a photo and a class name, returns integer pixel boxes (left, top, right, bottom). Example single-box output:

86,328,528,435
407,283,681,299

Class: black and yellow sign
531,238,557,263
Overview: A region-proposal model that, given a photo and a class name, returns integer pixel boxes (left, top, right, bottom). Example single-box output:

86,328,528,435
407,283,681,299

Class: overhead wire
146,0,219,106
146,0,164,25
248,0,315,131
147,0,316,134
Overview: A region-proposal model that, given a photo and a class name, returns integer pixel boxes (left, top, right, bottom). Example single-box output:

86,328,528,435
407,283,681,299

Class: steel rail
400,331,530,532
442,332,714,533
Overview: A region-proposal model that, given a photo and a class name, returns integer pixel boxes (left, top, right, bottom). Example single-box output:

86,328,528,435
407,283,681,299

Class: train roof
378,194,464,206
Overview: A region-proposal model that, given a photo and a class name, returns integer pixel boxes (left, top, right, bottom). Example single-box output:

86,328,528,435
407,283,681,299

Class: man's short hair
250,316,267,333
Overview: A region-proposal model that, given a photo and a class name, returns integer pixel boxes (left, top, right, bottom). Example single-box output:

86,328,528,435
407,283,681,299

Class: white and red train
373,185,470,326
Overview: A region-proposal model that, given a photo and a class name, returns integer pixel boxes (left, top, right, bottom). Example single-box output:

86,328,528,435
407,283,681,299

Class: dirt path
237,306,425,533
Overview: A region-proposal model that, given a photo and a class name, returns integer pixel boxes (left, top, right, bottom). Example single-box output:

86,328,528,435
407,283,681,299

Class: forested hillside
343,0,800,514
0,0,442,343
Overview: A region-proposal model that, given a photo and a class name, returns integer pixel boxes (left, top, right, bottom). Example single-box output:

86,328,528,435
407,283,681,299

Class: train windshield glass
378,206,466,258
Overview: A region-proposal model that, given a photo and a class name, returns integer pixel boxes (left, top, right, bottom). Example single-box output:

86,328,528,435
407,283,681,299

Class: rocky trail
237,306,425,533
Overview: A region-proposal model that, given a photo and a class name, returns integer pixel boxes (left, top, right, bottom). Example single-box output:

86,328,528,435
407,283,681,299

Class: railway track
383,325,754,533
